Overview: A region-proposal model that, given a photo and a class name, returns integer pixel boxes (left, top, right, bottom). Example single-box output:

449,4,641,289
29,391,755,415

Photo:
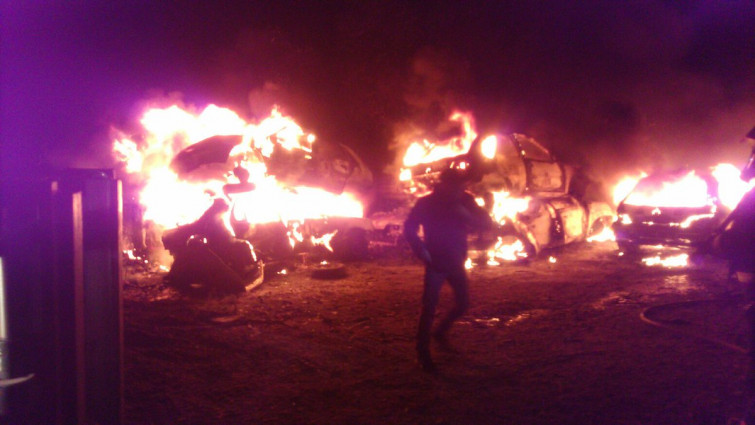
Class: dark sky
2,0,754,184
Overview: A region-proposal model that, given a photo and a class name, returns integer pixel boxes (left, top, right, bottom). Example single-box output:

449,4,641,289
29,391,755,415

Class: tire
310,262,348,279
617,240,639,255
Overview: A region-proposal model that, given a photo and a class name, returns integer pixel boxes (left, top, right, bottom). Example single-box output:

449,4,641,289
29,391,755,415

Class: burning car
114,105,376,293
399,131,616,263
612,167,733,253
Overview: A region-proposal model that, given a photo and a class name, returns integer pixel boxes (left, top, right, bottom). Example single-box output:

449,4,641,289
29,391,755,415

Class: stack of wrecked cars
390,133,615,264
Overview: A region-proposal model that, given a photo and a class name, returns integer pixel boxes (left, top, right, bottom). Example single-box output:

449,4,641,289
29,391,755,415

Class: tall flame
401,111,477,168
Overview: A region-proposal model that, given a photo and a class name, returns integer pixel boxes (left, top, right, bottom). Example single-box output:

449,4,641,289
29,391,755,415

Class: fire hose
639,299,748,354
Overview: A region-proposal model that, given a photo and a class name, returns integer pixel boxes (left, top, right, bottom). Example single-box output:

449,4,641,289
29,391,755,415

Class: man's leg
741,272,755,387
433,267,469,340
417,267,444,371
737,271,755,424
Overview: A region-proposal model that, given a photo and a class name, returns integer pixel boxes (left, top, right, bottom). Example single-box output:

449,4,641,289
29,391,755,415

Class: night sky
2,1,754,185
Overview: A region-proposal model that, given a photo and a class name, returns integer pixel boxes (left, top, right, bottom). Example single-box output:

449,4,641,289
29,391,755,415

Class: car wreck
115,105,378,295
398,133,616,264
612,168,730,253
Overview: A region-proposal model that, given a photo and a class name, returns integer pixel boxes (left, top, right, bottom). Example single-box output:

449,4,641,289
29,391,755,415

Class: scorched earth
124,241,748,425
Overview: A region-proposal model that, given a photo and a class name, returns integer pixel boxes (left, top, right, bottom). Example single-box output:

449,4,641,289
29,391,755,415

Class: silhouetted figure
714,129,755,425
403,168,494,372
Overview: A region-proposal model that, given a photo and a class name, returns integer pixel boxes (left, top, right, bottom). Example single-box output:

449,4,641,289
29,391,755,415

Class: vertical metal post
0,170,123,425
80,176,123,425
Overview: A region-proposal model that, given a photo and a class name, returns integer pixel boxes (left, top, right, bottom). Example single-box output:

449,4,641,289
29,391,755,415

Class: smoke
378,0,755,192
2,0,753,191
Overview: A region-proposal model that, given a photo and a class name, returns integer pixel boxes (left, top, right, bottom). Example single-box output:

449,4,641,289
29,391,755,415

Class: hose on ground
639,299,748,354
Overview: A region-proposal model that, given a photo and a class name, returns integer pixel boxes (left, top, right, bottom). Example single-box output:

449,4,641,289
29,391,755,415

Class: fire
623,170,711,208
486,236,528,265
479,135,498,159
712,163,755,210
400,111,477,170
587,226,615,242
114,104,364,245
612,163,752,211
641,253,689,268
612,173,646,206
483,191,530,225
311,230,338,252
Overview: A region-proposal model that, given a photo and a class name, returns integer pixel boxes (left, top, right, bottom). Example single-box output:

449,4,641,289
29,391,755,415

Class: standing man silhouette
403,168,494,372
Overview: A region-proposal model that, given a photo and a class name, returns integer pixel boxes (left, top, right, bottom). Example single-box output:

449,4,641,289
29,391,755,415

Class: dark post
0,169,123,425
80,174,123,425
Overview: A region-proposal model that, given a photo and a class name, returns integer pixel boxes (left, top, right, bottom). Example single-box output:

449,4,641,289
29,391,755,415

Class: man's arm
403,203,432,265
461,193,496,231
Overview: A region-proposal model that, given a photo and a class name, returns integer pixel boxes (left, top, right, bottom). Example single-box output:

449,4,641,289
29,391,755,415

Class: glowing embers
641,253,689,268
619,244,690,268
486,236,528,265
587,225,616,242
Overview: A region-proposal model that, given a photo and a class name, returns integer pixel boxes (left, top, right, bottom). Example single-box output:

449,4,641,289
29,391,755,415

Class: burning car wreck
161,198,265,296
397,131,616,264
115,105,375,295
612,168,729,253
612,162,753,261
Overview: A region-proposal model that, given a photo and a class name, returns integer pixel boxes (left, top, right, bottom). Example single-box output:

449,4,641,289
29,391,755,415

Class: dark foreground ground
124,241,751,425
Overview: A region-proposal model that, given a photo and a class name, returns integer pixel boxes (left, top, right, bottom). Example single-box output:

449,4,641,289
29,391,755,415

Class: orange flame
483,191,530,225
311,230,338,252
623,170,712,208
712,163,755,210
114,104,363,237
486,237,528,264
612,163,752,211
641,253,689,268
401,111,476,167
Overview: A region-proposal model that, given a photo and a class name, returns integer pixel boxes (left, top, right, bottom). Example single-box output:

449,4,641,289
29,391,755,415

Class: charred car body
612,168,730,252
157,133,375,294
401,133,615,261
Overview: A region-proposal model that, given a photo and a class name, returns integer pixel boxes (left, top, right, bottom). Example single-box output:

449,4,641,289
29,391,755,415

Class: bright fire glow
712,163,755,210
113,104,363,238
480,135,498,159
479,191,532,263
613,163,752,211
401,111,477,168
641,253,689,268
623,170,711,208
587,226,616,242
312,230,338,252
486,237,528,264
612,173,647,206
485,191,530,225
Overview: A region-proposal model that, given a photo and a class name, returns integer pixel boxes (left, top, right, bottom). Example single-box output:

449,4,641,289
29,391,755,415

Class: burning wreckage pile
113,105,755,296
114,105,374,295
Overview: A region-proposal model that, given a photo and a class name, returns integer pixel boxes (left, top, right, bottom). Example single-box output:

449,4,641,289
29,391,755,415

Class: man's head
741,126,755,181
742,149,755,181
437,168,468,190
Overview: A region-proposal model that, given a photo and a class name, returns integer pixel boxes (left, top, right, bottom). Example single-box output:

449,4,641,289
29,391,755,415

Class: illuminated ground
123,241,749,425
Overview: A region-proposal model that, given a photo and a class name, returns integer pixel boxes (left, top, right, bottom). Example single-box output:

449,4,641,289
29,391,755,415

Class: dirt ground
123,241,752,425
